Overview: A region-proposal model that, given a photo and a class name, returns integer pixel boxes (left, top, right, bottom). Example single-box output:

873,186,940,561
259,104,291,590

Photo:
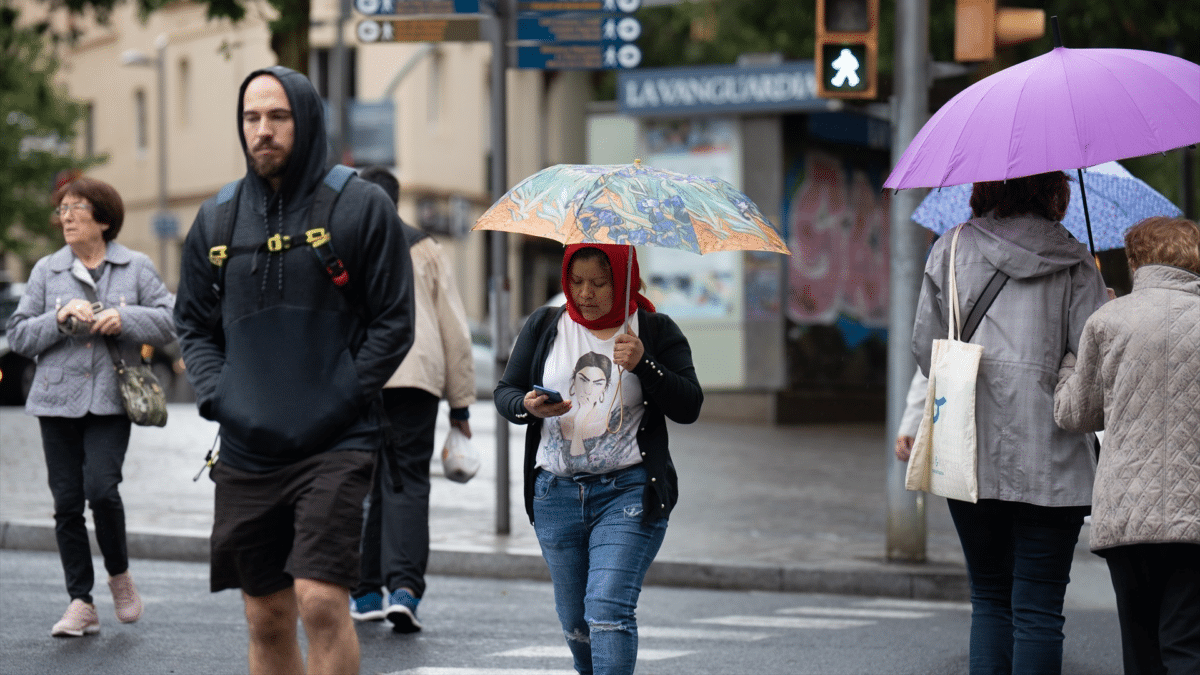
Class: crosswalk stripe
381,662,573,667
855,598,972,612
496,646,694,661
385,669,576,675
778,606,932,619
695,616,875,630
639,626,775,642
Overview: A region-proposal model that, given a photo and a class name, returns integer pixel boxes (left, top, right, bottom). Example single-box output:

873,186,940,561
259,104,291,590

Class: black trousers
1104,543,1200,675
39,414,132,604
356,388,439,598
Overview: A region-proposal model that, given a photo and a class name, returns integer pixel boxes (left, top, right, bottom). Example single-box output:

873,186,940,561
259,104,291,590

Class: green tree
46,0,313,73
0,4,105,263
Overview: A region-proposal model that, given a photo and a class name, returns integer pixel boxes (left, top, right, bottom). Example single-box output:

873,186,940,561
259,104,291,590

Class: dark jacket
174,66,414,472
495,306,703,524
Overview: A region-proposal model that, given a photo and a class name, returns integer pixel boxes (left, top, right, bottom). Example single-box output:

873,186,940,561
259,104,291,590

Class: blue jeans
947,499,1088,675
533,465,668,675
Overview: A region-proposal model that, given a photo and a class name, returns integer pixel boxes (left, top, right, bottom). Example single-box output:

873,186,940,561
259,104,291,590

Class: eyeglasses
55,203,94,216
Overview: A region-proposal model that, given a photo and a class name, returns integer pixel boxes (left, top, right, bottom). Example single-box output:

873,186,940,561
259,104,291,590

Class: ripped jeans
533,465,668,675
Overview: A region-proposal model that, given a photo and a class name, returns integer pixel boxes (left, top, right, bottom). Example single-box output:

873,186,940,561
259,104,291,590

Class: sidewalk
0,402,1114,606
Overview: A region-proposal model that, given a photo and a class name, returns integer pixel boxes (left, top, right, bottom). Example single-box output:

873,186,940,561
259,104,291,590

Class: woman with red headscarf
495,244,703,674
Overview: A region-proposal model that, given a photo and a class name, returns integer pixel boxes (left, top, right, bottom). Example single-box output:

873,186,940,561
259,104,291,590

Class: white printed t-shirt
536,312,645,476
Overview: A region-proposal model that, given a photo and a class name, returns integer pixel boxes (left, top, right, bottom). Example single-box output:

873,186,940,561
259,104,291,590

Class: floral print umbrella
472,162,789,256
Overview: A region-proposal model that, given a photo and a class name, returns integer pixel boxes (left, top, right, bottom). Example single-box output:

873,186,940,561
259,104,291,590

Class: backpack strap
305,164,357,289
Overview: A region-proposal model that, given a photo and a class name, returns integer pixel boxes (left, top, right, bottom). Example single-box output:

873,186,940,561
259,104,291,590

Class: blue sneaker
386,588,422,633
350,592,385,622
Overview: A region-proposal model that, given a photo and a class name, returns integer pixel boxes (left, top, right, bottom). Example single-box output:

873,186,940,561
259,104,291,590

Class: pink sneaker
51,599,100,637
108,571,143,623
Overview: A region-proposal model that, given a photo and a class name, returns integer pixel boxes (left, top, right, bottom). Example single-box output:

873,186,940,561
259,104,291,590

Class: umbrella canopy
473,162,789,255
884,46,1200,190
911,161,1183,251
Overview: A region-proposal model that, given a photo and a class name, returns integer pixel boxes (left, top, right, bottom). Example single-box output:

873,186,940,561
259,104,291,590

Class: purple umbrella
885,18,1200,253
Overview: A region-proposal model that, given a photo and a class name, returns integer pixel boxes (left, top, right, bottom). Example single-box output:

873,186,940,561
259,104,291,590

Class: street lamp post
121,35,175,283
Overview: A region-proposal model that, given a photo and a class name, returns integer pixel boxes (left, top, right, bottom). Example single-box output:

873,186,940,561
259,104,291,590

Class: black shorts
210,450,375,597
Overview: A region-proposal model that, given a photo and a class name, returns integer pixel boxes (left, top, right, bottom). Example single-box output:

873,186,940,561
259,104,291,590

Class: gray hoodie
912,213,1107,507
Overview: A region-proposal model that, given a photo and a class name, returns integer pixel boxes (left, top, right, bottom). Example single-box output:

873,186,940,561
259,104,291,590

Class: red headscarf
561,244,656,330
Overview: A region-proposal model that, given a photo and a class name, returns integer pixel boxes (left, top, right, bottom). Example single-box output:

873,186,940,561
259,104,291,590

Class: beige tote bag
905,224,981,503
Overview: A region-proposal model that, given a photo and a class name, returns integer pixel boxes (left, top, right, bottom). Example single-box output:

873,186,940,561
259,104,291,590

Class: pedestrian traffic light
955,0,1045,62
815,0,879,100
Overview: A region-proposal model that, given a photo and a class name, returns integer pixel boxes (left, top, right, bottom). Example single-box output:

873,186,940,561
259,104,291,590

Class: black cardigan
494,306,703,524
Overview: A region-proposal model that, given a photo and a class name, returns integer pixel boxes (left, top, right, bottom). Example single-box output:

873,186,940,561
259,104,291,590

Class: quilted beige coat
1054,264,1200,552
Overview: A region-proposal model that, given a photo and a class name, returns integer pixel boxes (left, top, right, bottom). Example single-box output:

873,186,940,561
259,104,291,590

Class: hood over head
968,212,1093,280
237,66,329,202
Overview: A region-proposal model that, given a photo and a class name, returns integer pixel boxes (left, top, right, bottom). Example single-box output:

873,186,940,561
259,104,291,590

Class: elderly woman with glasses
5,177,175,637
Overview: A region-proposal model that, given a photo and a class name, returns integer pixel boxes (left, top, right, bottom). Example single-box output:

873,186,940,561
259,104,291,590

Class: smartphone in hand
533,385,563,403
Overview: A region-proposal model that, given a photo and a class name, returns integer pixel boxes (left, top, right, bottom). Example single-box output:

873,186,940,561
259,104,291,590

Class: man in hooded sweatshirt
174,67,414,675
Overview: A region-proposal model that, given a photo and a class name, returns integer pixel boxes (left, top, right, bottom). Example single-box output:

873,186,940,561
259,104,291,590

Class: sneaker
350,591,386,622
108,571,143,623
385,588,422,633
51,599,100,637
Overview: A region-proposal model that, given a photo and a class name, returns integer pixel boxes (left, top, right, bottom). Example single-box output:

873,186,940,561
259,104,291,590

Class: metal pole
488,0,512,535
885,0,929,562
155,34,169,283
330,0,350,163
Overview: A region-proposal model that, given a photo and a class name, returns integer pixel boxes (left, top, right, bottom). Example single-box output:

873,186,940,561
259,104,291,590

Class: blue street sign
517,42,641,70
516,0,640,14
353,0,479,15
153,212,179,239
516,14,640,42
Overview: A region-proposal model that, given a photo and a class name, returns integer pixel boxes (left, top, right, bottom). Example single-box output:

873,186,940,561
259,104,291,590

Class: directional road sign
516,14,641,42
357,18,481,42
516,0,640,13
353,0,480,15
517,42,641,70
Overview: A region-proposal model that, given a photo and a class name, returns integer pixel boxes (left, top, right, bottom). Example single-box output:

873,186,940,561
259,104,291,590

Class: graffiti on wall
786,150,891,329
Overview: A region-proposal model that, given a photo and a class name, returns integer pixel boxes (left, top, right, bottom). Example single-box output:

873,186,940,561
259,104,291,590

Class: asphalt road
1,550,1122,675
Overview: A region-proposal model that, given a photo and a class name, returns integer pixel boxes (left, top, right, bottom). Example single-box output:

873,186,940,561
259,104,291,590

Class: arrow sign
516,0,640,13
517,42,641,70
354,0,480,15
516,14,640,42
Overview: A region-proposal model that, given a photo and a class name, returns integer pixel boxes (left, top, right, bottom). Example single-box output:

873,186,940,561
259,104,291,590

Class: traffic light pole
487,0,512,536
885,0,930,562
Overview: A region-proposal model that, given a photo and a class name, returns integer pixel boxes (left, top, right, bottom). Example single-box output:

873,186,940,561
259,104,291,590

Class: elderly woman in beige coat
1054,216,1200,675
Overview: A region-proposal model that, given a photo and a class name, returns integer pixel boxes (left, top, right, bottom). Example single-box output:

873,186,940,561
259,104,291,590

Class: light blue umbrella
910,161,1182,251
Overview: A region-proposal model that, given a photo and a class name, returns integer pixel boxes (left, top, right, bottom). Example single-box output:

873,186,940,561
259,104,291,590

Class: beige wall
18,0,593,327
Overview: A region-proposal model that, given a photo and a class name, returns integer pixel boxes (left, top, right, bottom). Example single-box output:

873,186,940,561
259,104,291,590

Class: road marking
385,669,576,675
384,662,576,667
496,645,693,661
778,606,933,619
855,598,972,612
695,616,875,630
639,625,775,641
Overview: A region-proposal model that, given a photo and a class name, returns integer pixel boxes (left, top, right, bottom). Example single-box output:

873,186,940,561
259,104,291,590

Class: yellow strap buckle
306,228,331,246
208,245,228,267
266,233,291,252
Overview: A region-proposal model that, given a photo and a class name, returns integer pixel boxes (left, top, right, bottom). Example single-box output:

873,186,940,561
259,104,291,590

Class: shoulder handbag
80,284,168,427
905,224,1009,503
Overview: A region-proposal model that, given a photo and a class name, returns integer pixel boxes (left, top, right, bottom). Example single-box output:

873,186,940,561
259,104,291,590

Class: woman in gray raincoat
6,177,175,638
911,171,1108,675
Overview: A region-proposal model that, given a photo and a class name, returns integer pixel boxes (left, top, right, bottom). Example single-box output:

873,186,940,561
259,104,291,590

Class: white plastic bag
441,427,480,483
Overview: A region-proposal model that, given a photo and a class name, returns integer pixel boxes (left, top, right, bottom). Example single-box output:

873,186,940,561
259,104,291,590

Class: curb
1,520,969,601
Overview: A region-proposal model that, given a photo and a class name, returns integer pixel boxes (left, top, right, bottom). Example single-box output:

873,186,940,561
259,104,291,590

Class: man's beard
248,144,288,181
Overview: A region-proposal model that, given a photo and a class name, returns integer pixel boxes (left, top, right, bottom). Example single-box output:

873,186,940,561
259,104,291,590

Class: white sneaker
51,599,100,637
108,571,144,623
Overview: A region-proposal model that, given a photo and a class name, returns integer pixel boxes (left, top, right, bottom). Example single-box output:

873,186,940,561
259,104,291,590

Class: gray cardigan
6,243,176,418
1054,265,1200,552
912,215,1108,507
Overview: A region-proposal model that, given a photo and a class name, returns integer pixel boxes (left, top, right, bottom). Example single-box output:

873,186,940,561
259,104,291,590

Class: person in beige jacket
1054,216,1200,675
350,167,476,633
